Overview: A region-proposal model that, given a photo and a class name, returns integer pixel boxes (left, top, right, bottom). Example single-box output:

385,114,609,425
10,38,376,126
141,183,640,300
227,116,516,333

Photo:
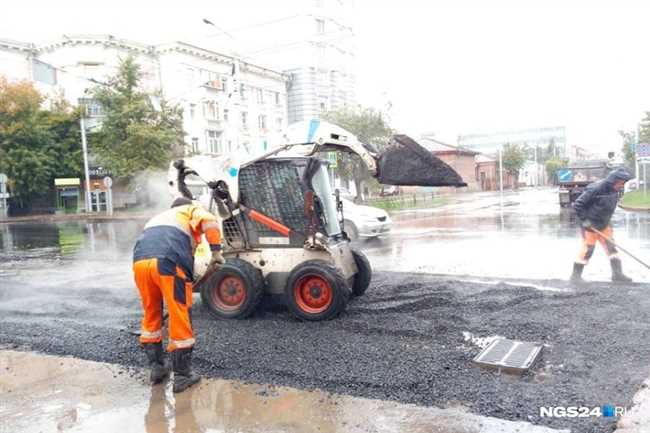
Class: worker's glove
581,220,593,231
210,250,226,266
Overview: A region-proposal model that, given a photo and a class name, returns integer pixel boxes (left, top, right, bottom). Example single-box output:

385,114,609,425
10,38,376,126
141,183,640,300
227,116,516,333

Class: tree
619,130,636,170
0,76,81,207
321,107,393,200
545,156,569,185
501,143,526,189
89,56,184,178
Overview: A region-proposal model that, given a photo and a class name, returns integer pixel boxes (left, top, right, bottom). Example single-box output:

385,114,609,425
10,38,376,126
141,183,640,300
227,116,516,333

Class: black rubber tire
285,260,351,321
199,258,264,320
344,220,359,241
351,248,372,297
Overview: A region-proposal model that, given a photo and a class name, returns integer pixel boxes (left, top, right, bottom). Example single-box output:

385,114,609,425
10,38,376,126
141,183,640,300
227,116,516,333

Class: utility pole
534,145,538,187
80,114,92,212
499,145,504,201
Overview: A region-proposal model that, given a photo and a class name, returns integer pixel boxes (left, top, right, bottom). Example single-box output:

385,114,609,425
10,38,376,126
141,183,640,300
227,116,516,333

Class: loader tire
351,248,372,297
200,258,264,320
285,260,351,321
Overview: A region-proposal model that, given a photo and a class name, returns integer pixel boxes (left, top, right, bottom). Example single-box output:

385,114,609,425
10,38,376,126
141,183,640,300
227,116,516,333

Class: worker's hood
376,135,467,187
605,168,633,185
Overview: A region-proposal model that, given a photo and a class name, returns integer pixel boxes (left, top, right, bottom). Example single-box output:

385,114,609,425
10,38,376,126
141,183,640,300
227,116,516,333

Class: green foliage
501,143,526,185
321,107,393,199
88,56,184,178
641,112,650,143
619,130,636,170
621,190,650,210
0,76,81,204
545,156,569,185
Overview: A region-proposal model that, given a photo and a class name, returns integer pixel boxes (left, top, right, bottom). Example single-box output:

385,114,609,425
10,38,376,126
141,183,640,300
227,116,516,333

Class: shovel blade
375,135,467,187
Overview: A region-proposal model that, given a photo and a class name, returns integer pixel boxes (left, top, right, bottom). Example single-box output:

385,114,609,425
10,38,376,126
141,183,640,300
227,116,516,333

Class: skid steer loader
169,120,466,321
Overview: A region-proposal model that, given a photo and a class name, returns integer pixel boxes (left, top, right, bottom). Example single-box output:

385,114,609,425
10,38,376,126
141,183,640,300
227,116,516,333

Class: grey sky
3,0,649,154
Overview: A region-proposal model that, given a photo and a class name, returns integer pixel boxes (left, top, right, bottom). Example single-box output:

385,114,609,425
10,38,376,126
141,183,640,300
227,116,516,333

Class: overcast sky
3,0,650,155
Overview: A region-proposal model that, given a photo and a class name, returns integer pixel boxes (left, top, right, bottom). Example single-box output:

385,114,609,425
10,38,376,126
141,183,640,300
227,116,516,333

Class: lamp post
80,110,92,212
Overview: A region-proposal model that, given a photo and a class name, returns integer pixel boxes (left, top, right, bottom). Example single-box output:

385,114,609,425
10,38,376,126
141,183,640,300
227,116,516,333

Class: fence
361,192,443,211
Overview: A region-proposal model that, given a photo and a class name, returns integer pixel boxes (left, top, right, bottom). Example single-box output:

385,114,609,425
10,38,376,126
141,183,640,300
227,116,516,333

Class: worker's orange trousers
133,258,195,352
576,226,619,264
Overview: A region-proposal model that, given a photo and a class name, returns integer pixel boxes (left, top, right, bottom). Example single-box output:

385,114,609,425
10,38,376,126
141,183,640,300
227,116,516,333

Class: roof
419,136,479,156
475,153,496,163
0,34,288,81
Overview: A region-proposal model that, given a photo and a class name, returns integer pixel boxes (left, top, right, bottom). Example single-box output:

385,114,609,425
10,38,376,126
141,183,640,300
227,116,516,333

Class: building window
203,101,218,120
221,76,228,94
315,0,324,7
240,83,247,100
241,111,248,129
206,130,222,154
186,67,195,87
189,104,196,119
258,115,267,131
274,91,281,105
276,117,283,130
223,109,229,122
256,88,264,104
191,137,199,153
315,18,325,34
227,140,233,153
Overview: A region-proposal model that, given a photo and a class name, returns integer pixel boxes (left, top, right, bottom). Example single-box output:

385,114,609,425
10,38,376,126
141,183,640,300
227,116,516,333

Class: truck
557,159,621,207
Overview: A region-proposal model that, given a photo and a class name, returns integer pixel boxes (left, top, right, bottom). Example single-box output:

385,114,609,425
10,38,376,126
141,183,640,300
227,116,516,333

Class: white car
340,198,392,240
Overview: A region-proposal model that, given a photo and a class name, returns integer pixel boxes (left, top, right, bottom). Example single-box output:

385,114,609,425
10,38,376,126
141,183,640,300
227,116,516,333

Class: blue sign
558,169,572,182
637,142,650,158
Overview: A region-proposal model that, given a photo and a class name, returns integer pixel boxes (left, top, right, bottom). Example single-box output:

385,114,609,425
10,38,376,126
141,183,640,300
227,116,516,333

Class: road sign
103,176,113,188
636,143,650,158
557,169,573,182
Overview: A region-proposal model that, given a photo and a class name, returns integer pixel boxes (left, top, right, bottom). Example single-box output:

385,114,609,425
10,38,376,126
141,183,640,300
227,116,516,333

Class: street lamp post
80,112,92,212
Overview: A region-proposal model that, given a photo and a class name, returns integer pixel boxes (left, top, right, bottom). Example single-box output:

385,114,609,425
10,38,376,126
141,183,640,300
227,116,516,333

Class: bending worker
570,168,633,284
133,197,224,393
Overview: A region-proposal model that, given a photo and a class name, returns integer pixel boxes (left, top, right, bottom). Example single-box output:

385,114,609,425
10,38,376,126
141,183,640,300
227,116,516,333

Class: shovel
592,227,650,271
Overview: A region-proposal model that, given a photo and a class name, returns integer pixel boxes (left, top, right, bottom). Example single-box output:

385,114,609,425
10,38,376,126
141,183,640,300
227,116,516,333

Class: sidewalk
0,210,155,224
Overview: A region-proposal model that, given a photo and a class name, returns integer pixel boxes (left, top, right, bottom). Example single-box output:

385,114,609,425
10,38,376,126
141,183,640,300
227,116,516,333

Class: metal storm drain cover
472,338,543,374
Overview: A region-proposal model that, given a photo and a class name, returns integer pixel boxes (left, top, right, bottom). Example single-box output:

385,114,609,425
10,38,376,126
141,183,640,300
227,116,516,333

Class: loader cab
222,156,342,250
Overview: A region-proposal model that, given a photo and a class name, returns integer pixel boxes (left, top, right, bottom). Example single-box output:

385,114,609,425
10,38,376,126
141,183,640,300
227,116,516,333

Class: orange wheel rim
213,276,246,311
293,275,333,314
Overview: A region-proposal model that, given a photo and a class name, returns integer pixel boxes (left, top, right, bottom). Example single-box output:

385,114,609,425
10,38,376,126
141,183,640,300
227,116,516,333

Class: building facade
0,34,289,158
226,0,356,123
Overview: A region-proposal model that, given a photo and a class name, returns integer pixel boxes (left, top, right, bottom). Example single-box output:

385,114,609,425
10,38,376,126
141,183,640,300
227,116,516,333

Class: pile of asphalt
1,271,649,433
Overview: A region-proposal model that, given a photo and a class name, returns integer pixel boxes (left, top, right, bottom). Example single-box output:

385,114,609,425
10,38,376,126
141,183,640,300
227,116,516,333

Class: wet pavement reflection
0,350,564,433
363,188,650,282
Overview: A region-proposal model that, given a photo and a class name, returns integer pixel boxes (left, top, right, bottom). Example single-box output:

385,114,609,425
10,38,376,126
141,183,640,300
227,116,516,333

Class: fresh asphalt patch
1,271,649,433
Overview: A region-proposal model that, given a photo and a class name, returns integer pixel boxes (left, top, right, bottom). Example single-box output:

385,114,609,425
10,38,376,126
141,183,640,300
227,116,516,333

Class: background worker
133,197,224,393
570,168,633,284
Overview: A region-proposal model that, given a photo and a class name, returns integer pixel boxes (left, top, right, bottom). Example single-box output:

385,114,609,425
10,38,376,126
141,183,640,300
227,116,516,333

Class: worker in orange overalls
570,168,633,284
133,196,224,393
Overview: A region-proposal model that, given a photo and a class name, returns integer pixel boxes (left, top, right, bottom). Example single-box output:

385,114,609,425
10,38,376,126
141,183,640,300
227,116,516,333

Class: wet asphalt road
1,188,650,433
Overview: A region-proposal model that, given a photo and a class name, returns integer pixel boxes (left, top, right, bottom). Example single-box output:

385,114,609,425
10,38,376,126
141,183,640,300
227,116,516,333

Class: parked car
340,198,392,240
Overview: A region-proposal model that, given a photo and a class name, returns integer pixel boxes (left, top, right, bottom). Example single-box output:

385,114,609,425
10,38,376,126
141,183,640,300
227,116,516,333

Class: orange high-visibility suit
133,201,221,352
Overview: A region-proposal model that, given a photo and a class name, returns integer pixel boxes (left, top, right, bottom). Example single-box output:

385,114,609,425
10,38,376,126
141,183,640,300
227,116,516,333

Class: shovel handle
591,228,650,271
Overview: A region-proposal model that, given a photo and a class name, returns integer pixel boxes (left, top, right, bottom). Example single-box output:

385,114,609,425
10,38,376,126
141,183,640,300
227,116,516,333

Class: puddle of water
0,350,566,433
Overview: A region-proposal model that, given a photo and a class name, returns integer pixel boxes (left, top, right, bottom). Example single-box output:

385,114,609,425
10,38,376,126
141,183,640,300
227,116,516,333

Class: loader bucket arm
273,120,467,188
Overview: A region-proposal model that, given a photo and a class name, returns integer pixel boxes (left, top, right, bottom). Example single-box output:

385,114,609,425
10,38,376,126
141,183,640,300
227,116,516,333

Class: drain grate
472,338,543,374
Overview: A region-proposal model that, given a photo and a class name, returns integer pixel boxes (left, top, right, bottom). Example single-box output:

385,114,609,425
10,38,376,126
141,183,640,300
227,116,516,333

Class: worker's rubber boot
570,263,585,285
172,348,201,393
143,342,170,384
611,258,633,283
